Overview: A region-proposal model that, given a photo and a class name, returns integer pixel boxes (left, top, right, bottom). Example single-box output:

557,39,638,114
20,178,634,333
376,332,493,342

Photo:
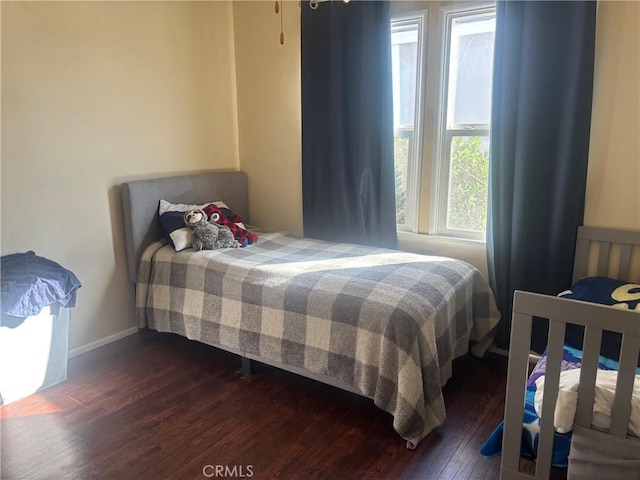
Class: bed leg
240,357,252,374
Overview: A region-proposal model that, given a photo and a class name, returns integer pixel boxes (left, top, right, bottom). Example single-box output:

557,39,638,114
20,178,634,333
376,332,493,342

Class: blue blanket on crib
1,251,81,317
480,345,624,468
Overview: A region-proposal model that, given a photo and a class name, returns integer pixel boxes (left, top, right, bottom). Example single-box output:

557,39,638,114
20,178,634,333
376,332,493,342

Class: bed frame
501,227,640,479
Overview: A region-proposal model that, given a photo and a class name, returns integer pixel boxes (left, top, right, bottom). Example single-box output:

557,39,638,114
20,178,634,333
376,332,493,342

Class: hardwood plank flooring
0,330,553,480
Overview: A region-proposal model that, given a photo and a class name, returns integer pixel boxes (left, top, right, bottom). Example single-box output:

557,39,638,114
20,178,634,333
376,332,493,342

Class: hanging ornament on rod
276,1,351,46
275,0,284,45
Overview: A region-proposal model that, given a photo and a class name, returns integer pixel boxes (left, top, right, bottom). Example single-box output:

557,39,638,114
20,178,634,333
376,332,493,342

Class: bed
121,170,500,449
483,226,640,479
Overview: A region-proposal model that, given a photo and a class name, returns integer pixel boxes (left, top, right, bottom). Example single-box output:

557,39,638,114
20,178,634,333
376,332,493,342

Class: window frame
390,2,496,244
433,4,496,241
391,10,428,233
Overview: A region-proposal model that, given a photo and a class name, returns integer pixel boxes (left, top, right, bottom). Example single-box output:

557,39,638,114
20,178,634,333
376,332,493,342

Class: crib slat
575,326,602,428
501,312,533,476
617,244,632,280
596,242,611,276
609,333,640,437
572,237,589,284
535,319,566,479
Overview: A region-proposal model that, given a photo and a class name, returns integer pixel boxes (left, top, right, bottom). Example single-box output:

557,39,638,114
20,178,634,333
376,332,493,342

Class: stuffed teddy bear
203,204,259,247
183,209,240,251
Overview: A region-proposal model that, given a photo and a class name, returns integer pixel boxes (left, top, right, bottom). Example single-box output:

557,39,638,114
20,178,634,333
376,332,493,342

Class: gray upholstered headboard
121,171,248,283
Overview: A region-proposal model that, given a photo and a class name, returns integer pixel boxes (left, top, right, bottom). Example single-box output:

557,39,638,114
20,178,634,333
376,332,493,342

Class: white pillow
159,199,228,215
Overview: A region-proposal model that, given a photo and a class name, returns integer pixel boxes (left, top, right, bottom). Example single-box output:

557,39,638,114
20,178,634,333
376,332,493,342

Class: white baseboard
488,344,542,365
68,327,138,358
488,344,509,357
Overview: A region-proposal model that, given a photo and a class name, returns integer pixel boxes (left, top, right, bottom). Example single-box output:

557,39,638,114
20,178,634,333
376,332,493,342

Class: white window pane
392,24,419,129
446,136,489,232
392,20,421,226
394,134,411,225
448,15,495,126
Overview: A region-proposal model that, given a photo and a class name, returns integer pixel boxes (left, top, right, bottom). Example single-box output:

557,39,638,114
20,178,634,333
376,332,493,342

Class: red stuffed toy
203,204,258,247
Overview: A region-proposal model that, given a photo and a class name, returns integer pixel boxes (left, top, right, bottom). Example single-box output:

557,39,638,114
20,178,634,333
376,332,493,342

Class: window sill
397,230,486,251
397,231,488,278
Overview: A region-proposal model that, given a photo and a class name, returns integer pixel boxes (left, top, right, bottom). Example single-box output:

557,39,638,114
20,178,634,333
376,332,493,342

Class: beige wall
1,1,239,351
1,1,637,354
233,1,303,235
233,0,640,277
584,1,640,231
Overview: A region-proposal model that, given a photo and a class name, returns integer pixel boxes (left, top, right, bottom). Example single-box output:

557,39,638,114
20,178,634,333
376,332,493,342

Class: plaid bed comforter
137,231,500,448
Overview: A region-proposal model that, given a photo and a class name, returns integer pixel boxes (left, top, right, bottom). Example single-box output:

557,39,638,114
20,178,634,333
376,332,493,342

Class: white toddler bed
500,226,640,479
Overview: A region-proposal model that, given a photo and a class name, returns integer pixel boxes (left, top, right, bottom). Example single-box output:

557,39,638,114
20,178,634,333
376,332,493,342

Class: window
391,12,425,230
391,3,496,241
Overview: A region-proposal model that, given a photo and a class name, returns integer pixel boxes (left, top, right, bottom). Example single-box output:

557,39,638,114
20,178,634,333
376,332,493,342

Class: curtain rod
309,0,350,9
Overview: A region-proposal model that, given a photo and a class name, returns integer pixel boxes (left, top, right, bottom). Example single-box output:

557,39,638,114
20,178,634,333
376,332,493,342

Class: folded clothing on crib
534,368,640,436
480,345,637,468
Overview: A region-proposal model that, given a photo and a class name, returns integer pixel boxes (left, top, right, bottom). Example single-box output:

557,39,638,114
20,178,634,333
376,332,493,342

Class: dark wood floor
2,330,518,479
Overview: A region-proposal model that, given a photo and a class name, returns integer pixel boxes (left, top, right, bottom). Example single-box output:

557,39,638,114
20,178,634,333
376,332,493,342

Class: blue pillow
559,276,640,310
158,211,193,251
559,276,640,363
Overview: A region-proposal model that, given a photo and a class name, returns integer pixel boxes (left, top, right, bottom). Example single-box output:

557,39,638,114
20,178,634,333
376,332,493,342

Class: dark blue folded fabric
1,251,81,317
559,276,640,309
559,276,640,363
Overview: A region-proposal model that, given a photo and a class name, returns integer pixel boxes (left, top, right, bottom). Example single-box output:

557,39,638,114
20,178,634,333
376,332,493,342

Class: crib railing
500,291,640,480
